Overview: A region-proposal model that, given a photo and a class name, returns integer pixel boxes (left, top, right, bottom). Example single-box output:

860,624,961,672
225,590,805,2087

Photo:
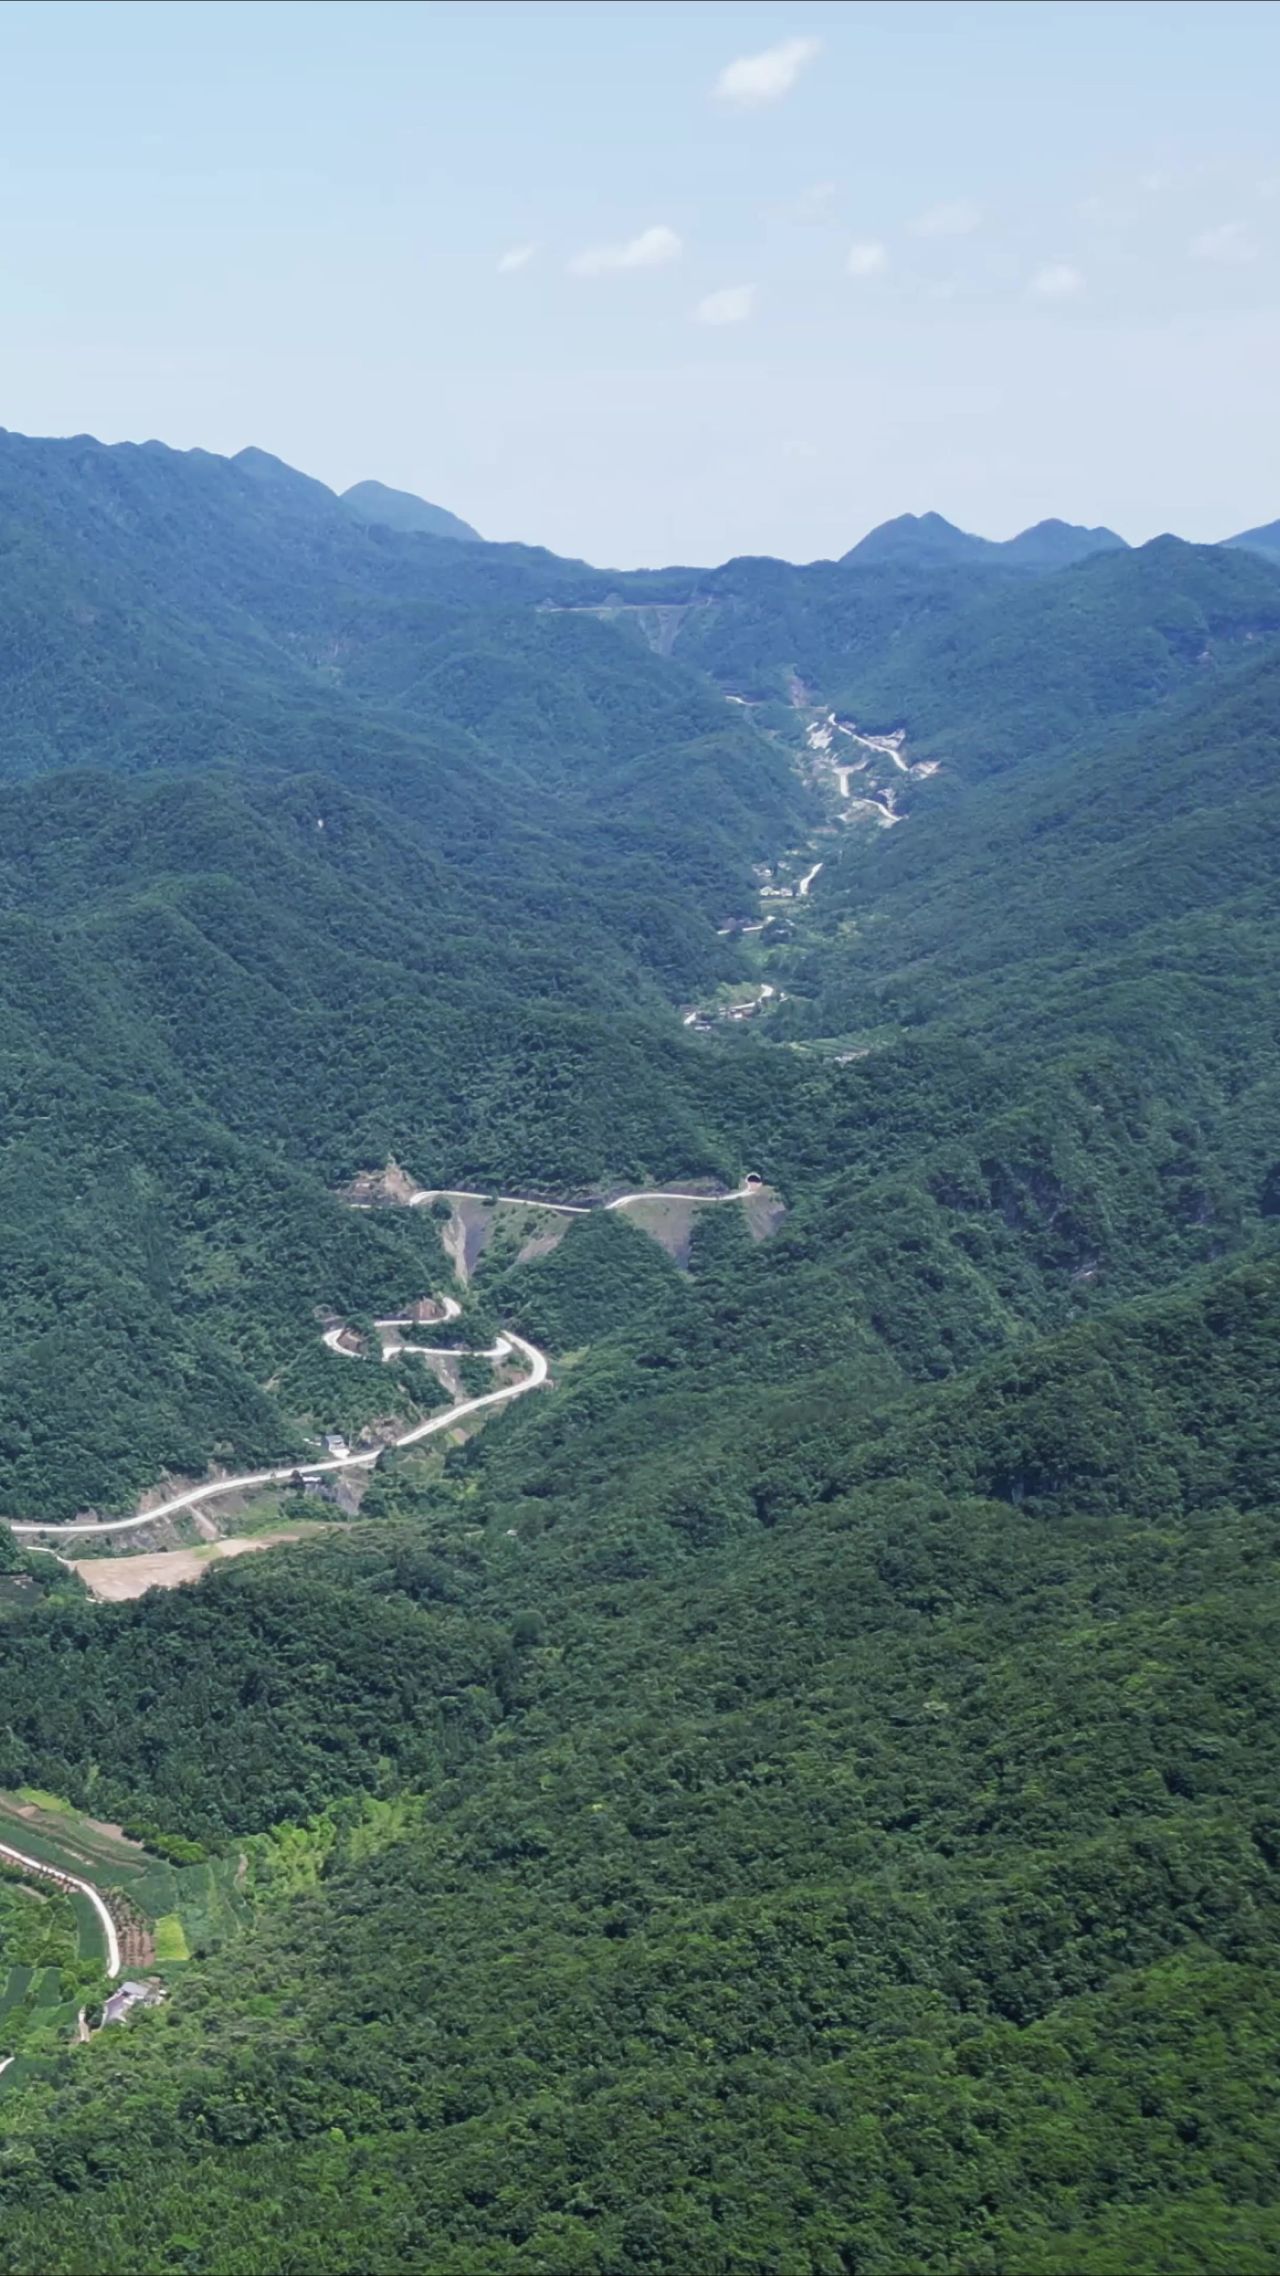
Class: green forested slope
0,431,816,1517
0,1256,1277,2272
0,758,797,1517
0,425,1279,2273
665,552,1018,704
822,535,1280,776
779,638,1280,1195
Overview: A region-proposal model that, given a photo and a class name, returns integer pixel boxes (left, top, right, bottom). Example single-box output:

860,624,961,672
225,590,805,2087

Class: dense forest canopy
0,427,1278,2274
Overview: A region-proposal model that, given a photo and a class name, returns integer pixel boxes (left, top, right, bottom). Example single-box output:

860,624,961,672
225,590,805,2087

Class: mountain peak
843,510,1127,573
341,479,480,544
230,446,339,515
1001,517,1128,567
841,512,986,568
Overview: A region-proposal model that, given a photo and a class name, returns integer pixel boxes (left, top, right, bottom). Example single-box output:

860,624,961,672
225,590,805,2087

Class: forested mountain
840,507,1128,571
1,1252,1277,2272
807,536,1280,777
0,742,805,1516
611,523,1280,753
340,477,481,541
1225,515,1280,562
0,429,813,1516
0,425,1278,2274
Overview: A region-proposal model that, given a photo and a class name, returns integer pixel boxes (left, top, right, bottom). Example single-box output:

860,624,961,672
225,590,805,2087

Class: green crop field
0,1792,152,1888
16,1787,72,1814
0,1963,33,2023
0,1865,87,2086
0,1793,249,1972
152,1914,190,1963
0,1790,254,2091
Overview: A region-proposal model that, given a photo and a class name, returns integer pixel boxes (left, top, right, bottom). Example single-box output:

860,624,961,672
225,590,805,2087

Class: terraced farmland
0,1792,250,2085
0,1861,87,2086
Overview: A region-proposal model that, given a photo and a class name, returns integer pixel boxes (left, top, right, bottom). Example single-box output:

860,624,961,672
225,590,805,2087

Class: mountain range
841,506,1280,572
0,424,1276,2276
178,433,1280,577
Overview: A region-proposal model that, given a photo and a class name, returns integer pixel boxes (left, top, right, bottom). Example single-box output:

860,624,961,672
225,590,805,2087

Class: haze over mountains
245,441,1280,577
0,421,1278,2275
159,428,1280,577
340,477,482,543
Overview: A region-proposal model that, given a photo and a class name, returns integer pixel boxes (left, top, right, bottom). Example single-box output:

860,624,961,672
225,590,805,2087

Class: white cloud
910,198,981,239
568,225,683,278
694,284,757,326
1077,194,1136,230
1189,220,1259,265
713,35,820,110
846,239,889,278
1029,262,1084,299
782,437,817,459
496,244,537,275
786,180,838,223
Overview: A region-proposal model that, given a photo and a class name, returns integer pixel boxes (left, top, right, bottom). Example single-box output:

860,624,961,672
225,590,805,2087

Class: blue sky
2,0,1278,563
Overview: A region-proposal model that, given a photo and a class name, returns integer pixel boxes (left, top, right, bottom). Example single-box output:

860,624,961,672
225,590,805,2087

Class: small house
102,1980,166,2028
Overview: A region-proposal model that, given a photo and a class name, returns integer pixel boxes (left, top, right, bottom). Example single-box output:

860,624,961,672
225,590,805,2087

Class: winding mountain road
13,1330,547,1542
326,1325,513,1363
11,1182,756,1546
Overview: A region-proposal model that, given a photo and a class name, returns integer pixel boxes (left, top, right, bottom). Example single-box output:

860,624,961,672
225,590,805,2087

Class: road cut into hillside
13,1330,546,1543
11,1180,758,1546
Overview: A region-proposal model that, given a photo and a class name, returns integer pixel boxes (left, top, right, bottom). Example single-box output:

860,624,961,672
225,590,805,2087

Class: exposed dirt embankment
341,1161,422,1207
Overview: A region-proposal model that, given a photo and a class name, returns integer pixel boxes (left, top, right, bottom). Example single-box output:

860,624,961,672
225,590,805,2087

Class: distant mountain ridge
1224,517,1280,564
821,534,1280,779
231,447,481,542
341,478,481,543
2,415,1280,2276
843,507,1280,577
842,510,1129,572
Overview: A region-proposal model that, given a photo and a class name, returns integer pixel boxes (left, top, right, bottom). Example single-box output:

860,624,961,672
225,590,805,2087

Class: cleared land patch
153,1914,190,1963
71,1530,314,1601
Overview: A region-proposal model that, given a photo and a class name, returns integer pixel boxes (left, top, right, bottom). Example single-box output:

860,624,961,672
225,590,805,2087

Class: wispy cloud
568,225,683,278
713,35,820,110
1029,262,1084,299
846,240,889,278
496,244,537,275
1076,194,1135,229
910,199,981,239
1189,220,1259,265
785,180,838,224
782,438,817,460
694,284,756,326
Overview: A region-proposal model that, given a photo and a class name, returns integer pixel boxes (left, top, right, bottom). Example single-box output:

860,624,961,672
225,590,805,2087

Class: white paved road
0,1838,121,1978
12,1183,755,1545
13,1331,547,1542
409,1181,758,1214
